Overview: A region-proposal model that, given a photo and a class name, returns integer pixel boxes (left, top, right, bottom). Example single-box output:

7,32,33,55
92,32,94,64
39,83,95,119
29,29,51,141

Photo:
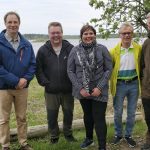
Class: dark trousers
142,98,150,132
45,92,74,138
80,99,107,149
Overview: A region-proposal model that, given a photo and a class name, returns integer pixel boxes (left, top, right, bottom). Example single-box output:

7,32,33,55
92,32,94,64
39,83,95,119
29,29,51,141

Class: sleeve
97,47,113,90
0,66,19,86
109,48,115,67
0,53,19,86
140,44,145,80
67,47,83,90
35,49,50,86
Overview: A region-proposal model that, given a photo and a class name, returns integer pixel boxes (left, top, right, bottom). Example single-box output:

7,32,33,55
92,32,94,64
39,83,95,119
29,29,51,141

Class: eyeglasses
50,32,62,35
120,32,133,36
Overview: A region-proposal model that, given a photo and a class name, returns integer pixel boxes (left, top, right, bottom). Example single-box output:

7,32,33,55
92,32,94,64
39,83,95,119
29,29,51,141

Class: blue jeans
113,79,139,137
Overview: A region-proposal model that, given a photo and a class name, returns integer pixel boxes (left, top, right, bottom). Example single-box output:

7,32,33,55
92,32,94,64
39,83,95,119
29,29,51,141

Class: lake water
32,38,144,55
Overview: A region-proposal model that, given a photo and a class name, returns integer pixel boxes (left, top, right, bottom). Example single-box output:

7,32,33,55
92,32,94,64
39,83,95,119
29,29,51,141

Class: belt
117,76,138,83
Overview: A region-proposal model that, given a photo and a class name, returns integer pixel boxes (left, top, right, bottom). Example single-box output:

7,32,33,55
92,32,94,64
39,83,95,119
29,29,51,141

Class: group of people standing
0,11,150,150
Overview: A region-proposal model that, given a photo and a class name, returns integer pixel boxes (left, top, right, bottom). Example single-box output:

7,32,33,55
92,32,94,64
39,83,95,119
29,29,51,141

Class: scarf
77,41,97,93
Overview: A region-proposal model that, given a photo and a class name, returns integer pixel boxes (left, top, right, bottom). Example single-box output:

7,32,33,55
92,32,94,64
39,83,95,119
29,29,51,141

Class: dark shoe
125,137,136,148
50,137,59,144
20,144,33,150
65,135,77,142
80,138,94,149
2,147,10,150
146,131,150,144
111,136,122,145
141,143,150,150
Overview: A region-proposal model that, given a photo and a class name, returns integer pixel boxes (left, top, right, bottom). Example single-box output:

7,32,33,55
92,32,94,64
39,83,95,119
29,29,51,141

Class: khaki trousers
0,89,28,147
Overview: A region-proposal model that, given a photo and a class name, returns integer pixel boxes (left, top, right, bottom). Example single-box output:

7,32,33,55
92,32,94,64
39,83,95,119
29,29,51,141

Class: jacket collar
4,32,20,43
0,29,29,48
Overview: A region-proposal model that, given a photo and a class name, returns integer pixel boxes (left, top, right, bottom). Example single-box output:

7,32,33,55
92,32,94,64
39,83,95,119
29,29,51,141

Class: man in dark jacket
36,22,76,144
0,11,36,150
141,12,150,150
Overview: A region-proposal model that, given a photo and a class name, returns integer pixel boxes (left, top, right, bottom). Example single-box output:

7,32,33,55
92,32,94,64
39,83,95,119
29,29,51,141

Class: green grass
5,121,147,150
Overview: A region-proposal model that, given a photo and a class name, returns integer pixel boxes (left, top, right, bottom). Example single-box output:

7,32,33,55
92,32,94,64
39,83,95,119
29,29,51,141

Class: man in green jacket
110,22,141,148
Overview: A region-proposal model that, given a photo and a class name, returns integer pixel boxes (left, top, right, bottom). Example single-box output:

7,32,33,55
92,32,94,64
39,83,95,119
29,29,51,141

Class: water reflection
32,38,144,56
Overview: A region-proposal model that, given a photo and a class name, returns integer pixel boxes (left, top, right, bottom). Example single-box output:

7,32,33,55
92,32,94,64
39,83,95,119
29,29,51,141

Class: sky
0,0,100,35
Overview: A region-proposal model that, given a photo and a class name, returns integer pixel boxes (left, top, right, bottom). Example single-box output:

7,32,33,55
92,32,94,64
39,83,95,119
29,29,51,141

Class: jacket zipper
20,49,23,61
57,55,61,91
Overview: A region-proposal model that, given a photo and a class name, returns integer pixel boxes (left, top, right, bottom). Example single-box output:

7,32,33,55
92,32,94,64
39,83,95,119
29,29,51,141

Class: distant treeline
23,34,80,42
24,34,49,42
24,33,147,42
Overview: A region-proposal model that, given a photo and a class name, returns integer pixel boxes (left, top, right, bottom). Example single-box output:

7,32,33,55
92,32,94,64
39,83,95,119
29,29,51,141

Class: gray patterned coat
67,43,112,102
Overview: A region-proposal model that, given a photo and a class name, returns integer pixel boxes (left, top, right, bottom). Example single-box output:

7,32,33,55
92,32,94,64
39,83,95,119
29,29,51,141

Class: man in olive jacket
36,22,76,144
140,12,150,150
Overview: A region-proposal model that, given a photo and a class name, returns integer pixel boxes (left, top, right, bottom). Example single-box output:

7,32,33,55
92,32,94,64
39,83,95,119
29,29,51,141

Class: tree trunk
10,112,143,141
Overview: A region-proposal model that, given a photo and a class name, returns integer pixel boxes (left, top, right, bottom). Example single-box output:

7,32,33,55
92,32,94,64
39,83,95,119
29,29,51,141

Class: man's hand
80,88,90,97
16,78,27,89
91,88,101,97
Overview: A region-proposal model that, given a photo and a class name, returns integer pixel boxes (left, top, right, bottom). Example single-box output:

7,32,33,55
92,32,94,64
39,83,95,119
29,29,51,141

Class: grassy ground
7,121,146,150
7,78,146,150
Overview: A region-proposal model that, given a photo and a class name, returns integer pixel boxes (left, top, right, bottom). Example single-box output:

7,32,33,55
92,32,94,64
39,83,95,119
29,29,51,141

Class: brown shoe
20,144,33,150
2,147,10,150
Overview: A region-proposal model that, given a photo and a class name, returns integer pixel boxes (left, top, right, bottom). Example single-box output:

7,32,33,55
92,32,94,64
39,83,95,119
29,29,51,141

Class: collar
148,31,150,38
4,32,20,42
121,44,133,50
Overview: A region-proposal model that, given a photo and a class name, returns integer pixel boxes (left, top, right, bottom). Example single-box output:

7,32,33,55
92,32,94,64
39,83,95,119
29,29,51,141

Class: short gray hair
147,12,150,19
48,22,63,33
119,22,133,33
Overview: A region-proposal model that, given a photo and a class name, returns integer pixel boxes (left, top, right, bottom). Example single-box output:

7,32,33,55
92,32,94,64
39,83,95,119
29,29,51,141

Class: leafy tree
89,0,150,38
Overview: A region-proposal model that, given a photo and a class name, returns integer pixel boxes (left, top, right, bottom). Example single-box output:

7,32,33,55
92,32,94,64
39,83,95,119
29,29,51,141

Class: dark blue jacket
0,30,36,89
